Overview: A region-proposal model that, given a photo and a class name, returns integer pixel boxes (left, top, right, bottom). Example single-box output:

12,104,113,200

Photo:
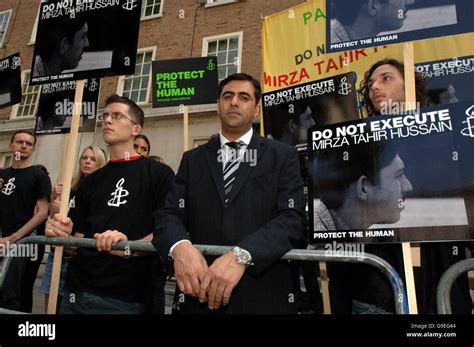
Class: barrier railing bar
0,236,408,314
436,258,474,314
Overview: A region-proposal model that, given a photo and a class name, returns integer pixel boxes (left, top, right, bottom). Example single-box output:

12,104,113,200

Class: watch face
233,247,251,265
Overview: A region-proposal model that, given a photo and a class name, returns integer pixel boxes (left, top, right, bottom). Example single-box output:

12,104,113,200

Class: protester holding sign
45,95,174,314
320,59,472,314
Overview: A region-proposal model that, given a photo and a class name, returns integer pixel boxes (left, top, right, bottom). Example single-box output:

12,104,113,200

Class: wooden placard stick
402,41,419,314
47,80,85,314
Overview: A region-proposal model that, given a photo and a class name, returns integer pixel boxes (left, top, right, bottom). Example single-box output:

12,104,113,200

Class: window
29,1,47,45
206,0,238,7
0,10,12,47
11,71,41,118
202,32,243,82
117,48,155,104
141,0,163,19
1,153,13,168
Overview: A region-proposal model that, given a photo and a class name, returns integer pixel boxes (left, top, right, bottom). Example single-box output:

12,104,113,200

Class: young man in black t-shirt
46,95,174,314
0,130,51,311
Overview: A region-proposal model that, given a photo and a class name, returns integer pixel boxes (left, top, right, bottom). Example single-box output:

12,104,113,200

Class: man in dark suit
152,73,306,314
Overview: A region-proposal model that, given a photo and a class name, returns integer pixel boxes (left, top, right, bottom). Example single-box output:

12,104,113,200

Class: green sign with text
152,57,218,107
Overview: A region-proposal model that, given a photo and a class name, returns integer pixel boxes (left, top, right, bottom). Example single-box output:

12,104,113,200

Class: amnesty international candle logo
207,58,216,71
2,178,16,196
461,105,474,137
152,57,218,108
87,79,99,92
123,0,139,10
108,178,129,207
337,76,351,96
11,56,21,70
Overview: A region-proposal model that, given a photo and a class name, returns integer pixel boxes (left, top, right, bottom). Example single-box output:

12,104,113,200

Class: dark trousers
20,245,45,312
0,256,26,311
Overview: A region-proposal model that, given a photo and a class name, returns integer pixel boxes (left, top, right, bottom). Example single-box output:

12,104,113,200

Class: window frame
10,70,41,120
0,9,13,48
0,152,13,169
140,0,164,21
116,46,157,106
202,31,243,82
205,0,238,8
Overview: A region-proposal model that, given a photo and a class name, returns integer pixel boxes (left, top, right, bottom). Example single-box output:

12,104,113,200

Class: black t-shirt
0,165,51,237
66,156,174,303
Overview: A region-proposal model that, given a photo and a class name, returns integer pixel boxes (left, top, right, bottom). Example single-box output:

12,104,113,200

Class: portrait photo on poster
308,102,474,244
416,55,474,107
30,0,141,85
34,78,100,135
327,0,474,52
0,53,22,108
262,71,360,153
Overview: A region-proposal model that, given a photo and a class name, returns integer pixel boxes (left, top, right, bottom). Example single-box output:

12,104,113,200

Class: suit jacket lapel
205,137,226,205
226,132,264,206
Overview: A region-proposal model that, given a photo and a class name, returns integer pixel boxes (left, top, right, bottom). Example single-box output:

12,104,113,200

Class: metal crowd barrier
0,235,408,314
437,258,474,314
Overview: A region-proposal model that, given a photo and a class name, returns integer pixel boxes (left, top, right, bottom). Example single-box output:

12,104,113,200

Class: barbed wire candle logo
1,177,16,196
337,76,352,96
122,0,138,10
107,178,129,207
461,105,474,137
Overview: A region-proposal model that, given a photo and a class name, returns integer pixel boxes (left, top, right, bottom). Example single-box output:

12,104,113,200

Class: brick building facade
0,0,304,179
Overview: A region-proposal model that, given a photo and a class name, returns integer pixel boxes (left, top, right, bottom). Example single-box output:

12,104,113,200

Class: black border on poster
0,53,22,108
308,101,474,244
326,0,474,53
29,0,142,86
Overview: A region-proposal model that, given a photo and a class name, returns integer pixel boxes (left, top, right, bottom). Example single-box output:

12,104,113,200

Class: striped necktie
223,141,244,205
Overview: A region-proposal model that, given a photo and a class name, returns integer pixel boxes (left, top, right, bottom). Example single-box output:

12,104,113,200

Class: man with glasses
45,95,174,314
0,131,52,311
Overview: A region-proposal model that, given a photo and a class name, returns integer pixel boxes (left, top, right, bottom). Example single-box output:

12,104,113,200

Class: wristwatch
232,247,253,266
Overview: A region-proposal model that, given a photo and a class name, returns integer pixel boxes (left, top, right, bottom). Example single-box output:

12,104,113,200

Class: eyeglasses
99,112,137,125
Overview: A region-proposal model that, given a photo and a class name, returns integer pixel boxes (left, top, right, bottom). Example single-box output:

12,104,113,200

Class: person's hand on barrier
172,242,208,297
94,230,127,252
0,236,13,246
0,177,4,190
45,214,73,237
199,251,245,310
